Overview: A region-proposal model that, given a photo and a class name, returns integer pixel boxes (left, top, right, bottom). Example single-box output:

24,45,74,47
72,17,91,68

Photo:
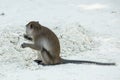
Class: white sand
0,0,120,80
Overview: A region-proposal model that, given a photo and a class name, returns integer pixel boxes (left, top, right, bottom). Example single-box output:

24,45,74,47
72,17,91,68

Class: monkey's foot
34,60,42,65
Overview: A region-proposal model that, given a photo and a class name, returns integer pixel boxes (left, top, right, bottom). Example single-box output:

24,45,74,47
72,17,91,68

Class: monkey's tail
61,58,116,66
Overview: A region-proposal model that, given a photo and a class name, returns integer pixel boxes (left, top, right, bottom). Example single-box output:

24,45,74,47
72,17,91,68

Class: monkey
21,21,116,66
22,21,61,65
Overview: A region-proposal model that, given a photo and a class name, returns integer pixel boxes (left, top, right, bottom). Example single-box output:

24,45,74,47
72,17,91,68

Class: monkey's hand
21,43,28,48
24,34,32,41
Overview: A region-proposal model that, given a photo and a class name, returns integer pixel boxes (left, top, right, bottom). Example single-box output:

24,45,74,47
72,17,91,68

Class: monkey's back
40,26,60,56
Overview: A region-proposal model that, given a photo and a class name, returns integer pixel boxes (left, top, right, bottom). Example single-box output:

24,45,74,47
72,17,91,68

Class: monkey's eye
30,24,33,29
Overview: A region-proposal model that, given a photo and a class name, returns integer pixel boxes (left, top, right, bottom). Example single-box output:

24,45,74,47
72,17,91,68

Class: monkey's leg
40,48,54,65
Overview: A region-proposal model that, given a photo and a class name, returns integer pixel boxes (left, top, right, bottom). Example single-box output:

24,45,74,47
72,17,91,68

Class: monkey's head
25,21,41,38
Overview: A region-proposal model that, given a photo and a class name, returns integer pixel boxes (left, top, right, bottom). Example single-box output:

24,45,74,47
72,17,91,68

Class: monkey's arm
24,34,32,41
21,43,41,50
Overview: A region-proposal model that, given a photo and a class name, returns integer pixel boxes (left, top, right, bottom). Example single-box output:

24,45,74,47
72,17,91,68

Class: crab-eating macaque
21,21,116,66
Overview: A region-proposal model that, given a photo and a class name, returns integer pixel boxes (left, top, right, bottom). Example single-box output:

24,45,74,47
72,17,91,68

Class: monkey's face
25,23,34,38
25,21,41,38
